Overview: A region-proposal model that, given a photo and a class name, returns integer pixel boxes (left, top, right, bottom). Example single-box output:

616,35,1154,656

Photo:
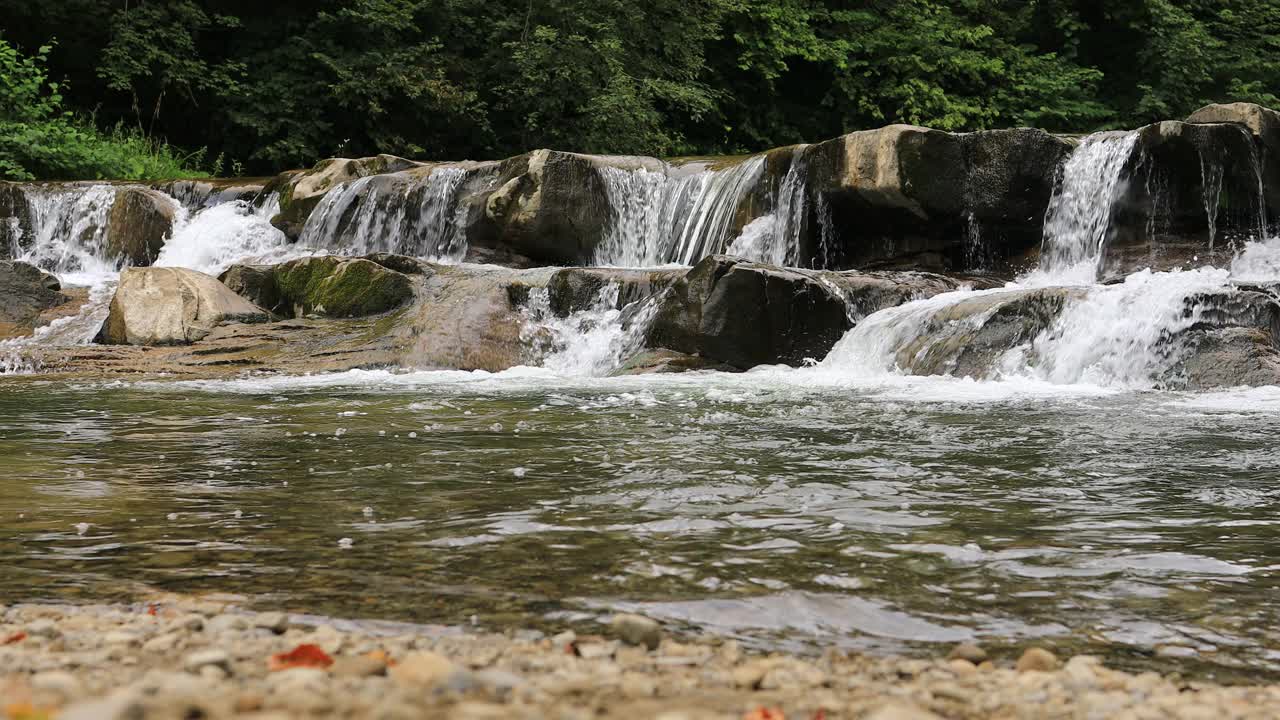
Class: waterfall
298,167,469,261
16,184,126,284
154,194,301,276
519,283,659,376
725,157,807,267
595,157,767,267
1038,132,1140,282
1199,153,1224,249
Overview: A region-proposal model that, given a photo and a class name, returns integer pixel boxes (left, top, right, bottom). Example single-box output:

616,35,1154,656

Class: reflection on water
1,370,1279,676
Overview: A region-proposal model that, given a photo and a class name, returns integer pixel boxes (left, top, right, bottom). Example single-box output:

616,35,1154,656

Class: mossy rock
273,256,413,318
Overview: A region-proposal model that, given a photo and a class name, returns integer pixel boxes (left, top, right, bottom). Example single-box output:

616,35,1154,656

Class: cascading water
298,168,469,261
1038,132,1140,283
519,283,660,376
595,157,767,267
818,128,1280,390
725,156,808,267
154,194,303,276
16,184,128,284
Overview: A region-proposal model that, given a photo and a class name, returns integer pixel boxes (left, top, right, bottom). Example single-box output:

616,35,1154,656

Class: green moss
272,257,412,318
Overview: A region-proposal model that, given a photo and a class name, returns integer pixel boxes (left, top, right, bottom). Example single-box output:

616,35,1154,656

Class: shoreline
4,599,1280,719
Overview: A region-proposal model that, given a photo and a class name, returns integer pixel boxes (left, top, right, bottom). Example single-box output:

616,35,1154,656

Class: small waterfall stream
595,157,767,267
298,167,470,261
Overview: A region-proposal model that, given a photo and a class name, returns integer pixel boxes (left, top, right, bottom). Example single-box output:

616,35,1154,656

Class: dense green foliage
2,0,1279,178
0,38,206,180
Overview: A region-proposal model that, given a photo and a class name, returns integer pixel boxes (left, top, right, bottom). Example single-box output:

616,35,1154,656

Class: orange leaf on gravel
269,643,334,671
745,708,785,720
2,631,27,645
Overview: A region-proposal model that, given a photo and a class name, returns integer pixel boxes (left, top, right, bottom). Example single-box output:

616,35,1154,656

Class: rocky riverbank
3,599,1280,720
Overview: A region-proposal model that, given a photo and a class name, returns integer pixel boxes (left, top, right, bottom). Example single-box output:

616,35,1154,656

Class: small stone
1017,647,1061,673
733,659,776,689
611,613,662,650
59,696,146,720
389,651,458,688
27,618,59,638
472,668,525,701
166,614,205,633
184,648,232,674
253,611,289,633
551,630,576,647
142,632,182,653
947,642,987,664
206,614,248,634
575,641,618,660
946,658,977,676
235,692,265,713
332,654,387,678
103,630,141,646
620,673,657,698
864,702,945,720
31,670,84,701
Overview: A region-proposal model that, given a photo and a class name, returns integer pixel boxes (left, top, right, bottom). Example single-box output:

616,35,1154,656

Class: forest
2,0,1279,179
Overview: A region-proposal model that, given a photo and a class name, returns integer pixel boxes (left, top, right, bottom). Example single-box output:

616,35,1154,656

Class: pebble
947,642,988,664
4,600,1280,720
389,650,458,688
611,613,662,650
184,648,232,674
253,611,289,633
1017,647,1061,673
26,618,60,638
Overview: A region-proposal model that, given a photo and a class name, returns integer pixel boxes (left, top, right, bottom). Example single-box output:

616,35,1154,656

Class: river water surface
3,369,1279,676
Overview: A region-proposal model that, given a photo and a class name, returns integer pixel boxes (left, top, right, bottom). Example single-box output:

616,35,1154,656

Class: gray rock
0,261,65,330
105,187,177,266
205,614,249,634
26,618,59,638
610,613,662,650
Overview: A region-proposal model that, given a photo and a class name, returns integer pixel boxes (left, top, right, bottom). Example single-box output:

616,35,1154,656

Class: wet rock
271,154,421,239
97,267,270,345
218,264,281,316
269,255,414,318
105,187,177,266
647,255,967,369
1017,647,1061,673
804,125,1072,272
610,613,662,650
612,348,735,375
0,260,67,337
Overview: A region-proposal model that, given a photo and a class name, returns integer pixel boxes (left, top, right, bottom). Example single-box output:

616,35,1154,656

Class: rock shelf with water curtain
0,102,1276,386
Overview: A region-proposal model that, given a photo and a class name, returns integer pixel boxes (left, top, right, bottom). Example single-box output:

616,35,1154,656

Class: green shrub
0,37,205,181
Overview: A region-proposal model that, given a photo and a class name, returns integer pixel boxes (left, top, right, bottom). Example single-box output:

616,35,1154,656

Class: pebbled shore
3,598,1280,720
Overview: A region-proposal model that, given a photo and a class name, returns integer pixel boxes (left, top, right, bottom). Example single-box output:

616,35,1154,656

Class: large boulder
480,150,645,265
0,260,67,337
646,255,969,369
802,125,1072,272
97,267,269,345
1101,120,1275,278
234,255,415,318
270,155,421,239
105,187,178,266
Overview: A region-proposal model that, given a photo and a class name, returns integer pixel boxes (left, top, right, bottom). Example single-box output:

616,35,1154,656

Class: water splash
1039,132,1140,282
155,194,301,276
299,167,469,261
726,158,808,267
519,283,659,376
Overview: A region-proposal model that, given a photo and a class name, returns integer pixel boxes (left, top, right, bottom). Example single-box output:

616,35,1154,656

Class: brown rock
1017,647,1061,673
